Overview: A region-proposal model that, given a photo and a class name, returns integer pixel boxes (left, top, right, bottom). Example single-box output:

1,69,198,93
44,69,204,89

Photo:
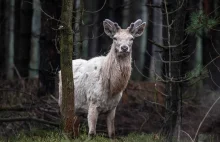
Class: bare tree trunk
122,0,130,28
73,0,84,59
184,0,203,93
162,0,188,141
203,0,220,90
149,0,163,80
5,0,15,80
130,0,147,81
60,0,78,138
86,0,99,59
139,0,147,80
29,0,41,79
142,0,153,80
16,0,32,77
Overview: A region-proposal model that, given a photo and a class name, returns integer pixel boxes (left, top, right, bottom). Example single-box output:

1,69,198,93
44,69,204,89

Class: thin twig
193,96,220,141
181,130,194,142
84,0,107,13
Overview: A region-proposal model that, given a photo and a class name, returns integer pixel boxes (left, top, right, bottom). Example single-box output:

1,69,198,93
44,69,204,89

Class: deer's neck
102,45,132,95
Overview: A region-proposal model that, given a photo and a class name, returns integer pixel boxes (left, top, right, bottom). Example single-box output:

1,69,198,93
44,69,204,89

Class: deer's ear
131,22,146,37
128,20,146,37
103,19,120,38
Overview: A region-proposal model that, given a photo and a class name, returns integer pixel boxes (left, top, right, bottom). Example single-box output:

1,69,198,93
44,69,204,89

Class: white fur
58,57,123,114
58,19,146,137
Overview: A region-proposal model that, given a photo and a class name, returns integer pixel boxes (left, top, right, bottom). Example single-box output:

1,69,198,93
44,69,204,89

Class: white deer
58,19,146,138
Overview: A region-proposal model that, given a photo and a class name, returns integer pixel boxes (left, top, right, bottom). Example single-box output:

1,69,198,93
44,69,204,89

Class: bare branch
193,96,220,141
181,130,194,142
0,117,59,127
0,106,34,112
84,0,107,13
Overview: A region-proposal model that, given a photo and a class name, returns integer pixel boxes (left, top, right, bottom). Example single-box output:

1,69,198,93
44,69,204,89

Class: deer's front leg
88,104,99,137
107,107,116,138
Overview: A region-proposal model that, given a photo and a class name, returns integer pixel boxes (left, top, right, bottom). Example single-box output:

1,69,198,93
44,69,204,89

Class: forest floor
1,80,220,141
0,130,164,142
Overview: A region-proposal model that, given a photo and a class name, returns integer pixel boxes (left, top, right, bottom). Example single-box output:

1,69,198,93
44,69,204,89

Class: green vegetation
0,130,163,142
186,11,219,34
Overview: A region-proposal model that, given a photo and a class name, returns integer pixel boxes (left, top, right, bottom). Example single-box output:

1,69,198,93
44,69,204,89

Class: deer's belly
95,93,123,113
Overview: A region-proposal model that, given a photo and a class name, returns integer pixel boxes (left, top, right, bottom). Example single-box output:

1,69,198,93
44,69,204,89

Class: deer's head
103,19,146,57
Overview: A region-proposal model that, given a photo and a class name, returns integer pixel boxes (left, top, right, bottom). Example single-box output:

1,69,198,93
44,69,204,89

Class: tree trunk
130,0,147,81
143,0,153,80
184,0,203,92
203,0,220,90
5,0,15,80
73,0,82,59
16,0,32,77
149,0,163,80
122,0,130,28
97,0,109,54
162,0,188,141
60,0,78,138
0,0,4,72
86,0,99,59
29,0,41,79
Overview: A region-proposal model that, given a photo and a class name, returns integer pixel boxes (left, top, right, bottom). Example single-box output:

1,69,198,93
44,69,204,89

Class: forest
0,0,220,142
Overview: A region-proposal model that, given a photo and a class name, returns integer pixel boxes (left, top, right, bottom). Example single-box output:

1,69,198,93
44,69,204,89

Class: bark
60,0,78,138
5,0,15,80
162,0,188,141
73,0,82,59
149,0,163,80
29,0,41,79
143,0,153,80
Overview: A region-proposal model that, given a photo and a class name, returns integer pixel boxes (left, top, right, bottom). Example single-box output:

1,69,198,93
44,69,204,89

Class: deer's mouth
118,51,130,57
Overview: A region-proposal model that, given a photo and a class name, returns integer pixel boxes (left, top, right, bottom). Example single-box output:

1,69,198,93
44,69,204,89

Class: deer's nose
121,46,128,52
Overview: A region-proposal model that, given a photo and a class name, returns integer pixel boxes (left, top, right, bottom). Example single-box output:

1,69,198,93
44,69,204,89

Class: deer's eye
113,37,117,41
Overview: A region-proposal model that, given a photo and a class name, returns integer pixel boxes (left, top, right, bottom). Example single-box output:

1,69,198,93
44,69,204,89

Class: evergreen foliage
186,11,219,34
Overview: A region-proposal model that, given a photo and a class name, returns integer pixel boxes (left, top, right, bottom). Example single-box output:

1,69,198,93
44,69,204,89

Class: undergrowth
0,130,163,142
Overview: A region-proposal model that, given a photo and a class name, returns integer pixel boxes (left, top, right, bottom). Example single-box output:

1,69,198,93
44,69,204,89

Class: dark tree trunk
29,0,41,79
97,0,110,55
60,0,78,138
86,0,99,59
15,0,32,77
4,0,15,80
143,0,153,80
162,0,188,141
184,0,203,93
130,0,147,81
0,0,5,72
149,0,163,80
203,0,220,90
